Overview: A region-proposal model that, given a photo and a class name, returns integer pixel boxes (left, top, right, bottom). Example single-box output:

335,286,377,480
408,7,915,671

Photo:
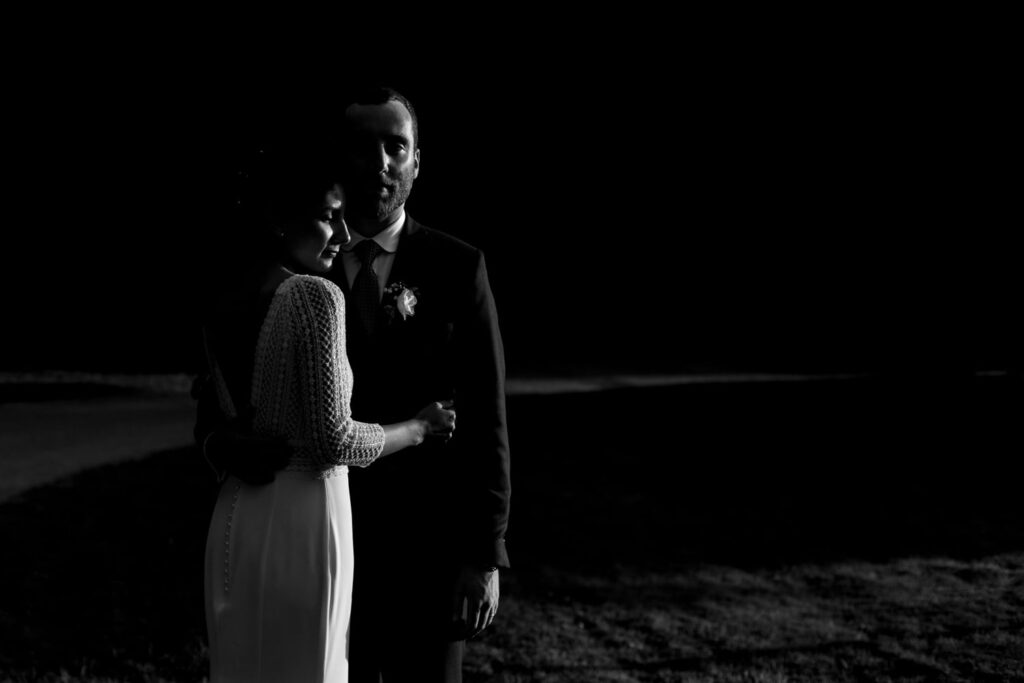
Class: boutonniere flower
382,281,420,323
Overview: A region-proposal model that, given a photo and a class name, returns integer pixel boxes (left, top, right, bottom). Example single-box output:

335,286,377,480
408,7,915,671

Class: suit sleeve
453,250,511,568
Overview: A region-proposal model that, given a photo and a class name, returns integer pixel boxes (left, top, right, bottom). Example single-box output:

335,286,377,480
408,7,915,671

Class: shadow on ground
0,446,216,678
0,374,1021,677
508,374,1024,577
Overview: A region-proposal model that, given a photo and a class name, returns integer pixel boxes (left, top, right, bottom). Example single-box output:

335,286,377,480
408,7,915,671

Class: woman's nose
330,219,351,246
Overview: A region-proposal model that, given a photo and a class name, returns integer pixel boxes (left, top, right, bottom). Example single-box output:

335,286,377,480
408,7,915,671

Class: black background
4,26,1018,377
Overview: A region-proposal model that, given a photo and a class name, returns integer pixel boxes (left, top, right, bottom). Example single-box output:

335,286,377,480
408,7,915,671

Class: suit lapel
334,214,426,296
374,215,429,347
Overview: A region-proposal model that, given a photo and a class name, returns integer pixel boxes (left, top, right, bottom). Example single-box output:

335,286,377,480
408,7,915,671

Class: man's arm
454,249,511,567
449,249,510,637
193,373,228,481
193,363,290,487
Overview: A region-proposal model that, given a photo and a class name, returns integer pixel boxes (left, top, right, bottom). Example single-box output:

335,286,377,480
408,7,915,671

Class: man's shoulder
405,216,482,261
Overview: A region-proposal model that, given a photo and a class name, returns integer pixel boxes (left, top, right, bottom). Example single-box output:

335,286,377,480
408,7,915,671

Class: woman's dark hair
224,139,341,288
240,142,338,232
202,139,341,323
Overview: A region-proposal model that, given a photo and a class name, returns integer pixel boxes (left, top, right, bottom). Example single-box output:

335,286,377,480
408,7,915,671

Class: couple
195,87,511,683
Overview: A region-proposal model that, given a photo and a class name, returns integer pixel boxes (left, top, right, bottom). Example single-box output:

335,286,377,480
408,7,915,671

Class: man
332,86,510,683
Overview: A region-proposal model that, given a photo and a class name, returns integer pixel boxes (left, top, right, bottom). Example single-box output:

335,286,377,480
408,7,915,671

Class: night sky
4,36,1017,376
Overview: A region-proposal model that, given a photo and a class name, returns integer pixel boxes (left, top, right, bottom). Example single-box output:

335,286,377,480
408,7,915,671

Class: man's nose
375,144,390,174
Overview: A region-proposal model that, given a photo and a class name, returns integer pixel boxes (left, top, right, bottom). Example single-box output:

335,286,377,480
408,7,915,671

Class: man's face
343,100,420,221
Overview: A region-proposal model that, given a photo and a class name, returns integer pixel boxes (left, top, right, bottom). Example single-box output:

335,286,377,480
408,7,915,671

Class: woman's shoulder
276,274,344,309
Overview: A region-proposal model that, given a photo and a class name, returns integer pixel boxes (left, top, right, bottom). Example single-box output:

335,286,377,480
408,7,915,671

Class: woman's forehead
325,183,345,206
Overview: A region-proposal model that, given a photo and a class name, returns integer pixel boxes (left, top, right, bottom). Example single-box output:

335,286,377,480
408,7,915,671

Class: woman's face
282,184,350,273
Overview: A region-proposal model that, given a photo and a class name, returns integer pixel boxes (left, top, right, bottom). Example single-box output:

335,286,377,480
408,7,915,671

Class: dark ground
0,373,1021,681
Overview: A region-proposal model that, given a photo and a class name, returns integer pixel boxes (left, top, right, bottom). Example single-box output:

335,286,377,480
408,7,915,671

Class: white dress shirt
339,209,405,301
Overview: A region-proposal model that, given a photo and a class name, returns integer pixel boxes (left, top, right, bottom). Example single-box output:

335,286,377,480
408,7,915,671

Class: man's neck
351,206,405,238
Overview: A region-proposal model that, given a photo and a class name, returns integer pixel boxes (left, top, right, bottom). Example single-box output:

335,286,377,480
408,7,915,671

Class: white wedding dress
204,274,385,683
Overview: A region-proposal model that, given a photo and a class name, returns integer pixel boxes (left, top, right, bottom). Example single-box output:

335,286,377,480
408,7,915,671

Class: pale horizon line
0,369,1013,397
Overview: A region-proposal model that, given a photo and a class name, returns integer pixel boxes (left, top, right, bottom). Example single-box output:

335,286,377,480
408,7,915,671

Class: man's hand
207,428,291,485
416,400,457,441
451,565,500,640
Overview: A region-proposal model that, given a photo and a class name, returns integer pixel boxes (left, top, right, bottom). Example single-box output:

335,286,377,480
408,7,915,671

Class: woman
201,148,454,683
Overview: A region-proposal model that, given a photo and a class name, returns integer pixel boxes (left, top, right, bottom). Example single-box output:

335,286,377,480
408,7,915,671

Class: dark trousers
348,560,464,683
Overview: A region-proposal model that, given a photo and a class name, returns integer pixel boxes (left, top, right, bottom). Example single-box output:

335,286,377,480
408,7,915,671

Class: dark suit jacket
330,215,511,571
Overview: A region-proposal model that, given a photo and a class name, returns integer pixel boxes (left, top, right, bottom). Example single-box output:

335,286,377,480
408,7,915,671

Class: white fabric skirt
205,469,353,683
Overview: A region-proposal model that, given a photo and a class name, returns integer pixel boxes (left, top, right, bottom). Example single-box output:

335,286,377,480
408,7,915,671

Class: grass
464,555,1024,681
1,375,1022,681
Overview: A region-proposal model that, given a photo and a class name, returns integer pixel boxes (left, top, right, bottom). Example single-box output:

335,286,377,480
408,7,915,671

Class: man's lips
369,176,397,190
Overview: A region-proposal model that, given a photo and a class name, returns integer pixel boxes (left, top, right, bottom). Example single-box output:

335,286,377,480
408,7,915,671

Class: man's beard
376,172,414,218
351,170,415,220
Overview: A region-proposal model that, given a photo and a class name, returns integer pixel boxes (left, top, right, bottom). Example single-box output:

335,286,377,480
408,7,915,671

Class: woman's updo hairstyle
238,142,339,239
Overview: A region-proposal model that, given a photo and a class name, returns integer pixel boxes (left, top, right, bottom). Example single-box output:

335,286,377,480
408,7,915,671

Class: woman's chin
312,258,334,273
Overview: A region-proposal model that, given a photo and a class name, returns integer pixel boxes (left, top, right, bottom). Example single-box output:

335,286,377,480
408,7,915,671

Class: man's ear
413,147,421,179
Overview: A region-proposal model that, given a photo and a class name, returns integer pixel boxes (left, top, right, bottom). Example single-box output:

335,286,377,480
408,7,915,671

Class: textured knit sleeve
288,276,386,468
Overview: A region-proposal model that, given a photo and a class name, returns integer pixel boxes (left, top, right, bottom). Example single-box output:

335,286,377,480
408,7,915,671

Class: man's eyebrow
383,133,412,145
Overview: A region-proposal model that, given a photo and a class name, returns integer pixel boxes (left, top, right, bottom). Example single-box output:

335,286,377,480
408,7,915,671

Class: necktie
352,239,382,338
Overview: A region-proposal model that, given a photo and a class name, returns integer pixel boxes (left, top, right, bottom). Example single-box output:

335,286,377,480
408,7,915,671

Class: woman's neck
260,263,296,296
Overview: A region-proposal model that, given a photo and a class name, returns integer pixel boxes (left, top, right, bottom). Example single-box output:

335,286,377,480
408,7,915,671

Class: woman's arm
379,420,427,456
289,276,454,467
380,401,457,456
289,276,383,467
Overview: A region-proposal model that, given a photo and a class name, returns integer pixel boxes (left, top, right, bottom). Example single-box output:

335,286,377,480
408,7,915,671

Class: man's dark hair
345,85,420,149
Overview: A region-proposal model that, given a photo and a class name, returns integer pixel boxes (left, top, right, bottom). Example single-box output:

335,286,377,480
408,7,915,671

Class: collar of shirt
343,208,405,254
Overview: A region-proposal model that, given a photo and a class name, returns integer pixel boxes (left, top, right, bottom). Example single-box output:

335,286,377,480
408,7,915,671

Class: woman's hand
416,400,457,440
